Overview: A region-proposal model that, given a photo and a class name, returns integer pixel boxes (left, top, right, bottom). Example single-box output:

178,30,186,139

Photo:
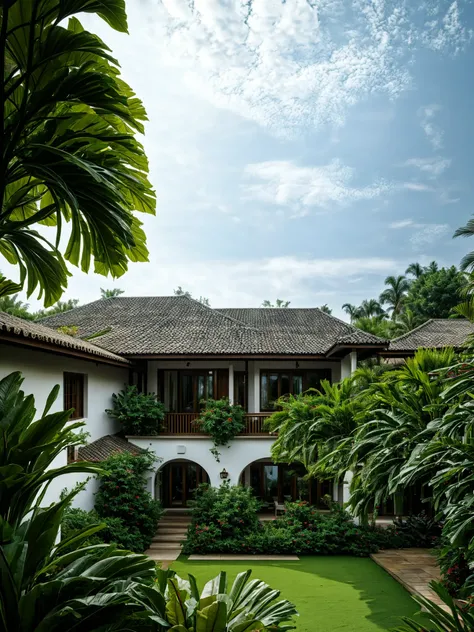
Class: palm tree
379,275,410,318
101,288,124,299
262,299,290,308
425,261,439,274
358,299,385,318
405,262,424,279
392,308,421,335
0,1,155,307
0,293,32,319
455,217,474,271
342,303,360,322
319,304,332,314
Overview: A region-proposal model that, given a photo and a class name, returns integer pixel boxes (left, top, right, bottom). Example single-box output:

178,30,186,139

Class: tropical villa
0,298,471,514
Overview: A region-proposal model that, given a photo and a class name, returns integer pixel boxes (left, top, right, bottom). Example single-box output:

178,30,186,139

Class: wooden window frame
260,369,332,411
63,372,86,420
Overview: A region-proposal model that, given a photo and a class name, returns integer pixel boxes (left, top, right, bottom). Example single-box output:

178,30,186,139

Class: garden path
371,548,445,609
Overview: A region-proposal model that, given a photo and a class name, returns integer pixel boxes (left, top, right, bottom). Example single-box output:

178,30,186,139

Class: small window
64,372,86,419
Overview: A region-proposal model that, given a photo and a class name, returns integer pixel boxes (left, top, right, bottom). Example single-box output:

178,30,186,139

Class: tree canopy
0,0,156,306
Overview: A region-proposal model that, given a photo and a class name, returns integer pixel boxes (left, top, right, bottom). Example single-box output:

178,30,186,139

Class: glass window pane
206,373,213,399
197,375,205,402
292,375,303,395
268,374,279,408
182,375,194,412
281,374,290,396
263,465,278,503
261,374,268,410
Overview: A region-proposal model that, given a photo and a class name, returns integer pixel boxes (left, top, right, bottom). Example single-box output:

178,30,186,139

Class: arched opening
239,459,334,512
155,459,210,508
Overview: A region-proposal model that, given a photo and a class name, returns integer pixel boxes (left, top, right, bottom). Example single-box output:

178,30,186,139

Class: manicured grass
171,556,426,632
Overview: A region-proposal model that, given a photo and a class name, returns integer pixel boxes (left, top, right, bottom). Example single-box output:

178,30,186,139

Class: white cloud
387,217,450,246
418,104,444,149
243,159,392,215
150,0,472,134
410,224,450,246
403,182,435,192
403,156,451,178
390,219,415,229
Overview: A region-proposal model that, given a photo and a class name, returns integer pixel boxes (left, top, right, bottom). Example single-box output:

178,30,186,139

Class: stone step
152,534,184,543
148,541,183,549
160,518,191,525
146,548,181,561
156,527,189,535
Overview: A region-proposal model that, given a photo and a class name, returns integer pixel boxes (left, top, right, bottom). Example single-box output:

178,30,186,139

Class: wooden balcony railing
162,412,272,436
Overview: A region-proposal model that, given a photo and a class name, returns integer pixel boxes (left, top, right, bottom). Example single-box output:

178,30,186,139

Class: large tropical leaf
0,0,156,305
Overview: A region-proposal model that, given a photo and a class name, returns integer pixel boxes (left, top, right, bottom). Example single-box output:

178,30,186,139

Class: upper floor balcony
162,412,273,436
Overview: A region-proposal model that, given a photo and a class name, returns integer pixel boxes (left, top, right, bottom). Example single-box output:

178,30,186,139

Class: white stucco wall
128,435,276,494
0,342,129,510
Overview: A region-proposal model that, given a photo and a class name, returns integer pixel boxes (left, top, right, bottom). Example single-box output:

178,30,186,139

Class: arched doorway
239,459,334,512
156,460,210,508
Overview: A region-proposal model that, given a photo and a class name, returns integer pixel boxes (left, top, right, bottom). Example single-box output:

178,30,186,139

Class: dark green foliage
392,512,442,548
95,451,163,552
195,398,245,460
183,492,428,557
404,265,467,319
143,568,298,631
106,385,165,435
394,581,474,631
184,482,261,544
0,0,156,306
61,506,134,552
0,371,158,632
437,545,472,596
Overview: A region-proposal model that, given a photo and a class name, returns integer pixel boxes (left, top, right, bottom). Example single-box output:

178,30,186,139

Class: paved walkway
371,548,445,608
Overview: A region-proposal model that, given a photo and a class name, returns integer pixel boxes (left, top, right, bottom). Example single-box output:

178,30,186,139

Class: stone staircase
145,509,190,563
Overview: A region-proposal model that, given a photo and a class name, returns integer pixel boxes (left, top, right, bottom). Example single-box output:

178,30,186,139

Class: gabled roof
0,311,130,366
78,435,143,462
387,319,474,354
41,296,387,357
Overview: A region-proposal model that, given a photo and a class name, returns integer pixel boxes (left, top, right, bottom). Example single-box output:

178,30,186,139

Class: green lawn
171,557,425,632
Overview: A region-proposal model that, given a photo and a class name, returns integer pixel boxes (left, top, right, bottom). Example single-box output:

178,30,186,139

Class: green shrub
183,493,436,556
392,511,442,548
438,544,472,596
182,483,262,554
95,451,163,552
61,506,104,549
195,398,245,460
106,385,165,435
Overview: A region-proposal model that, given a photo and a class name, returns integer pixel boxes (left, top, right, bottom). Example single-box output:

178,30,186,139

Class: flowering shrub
184,493,441,556
195,398,245,461
94,451,162,552
106,385,165,435
438,545,472,596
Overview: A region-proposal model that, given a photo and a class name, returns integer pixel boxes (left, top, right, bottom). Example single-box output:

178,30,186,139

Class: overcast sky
11,0,474,317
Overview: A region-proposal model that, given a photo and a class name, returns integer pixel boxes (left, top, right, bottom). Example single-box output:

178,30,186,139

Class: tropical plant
0,0,155,306
379,275,410,318
195,398,245,461
0,293,33,319
341,303,360,322
106,384,165,435
94,451,163,552
405,262,425,279
101,287,125,298
319,304,332,314
142,568,298,632
262,299,291,308
357,299,386,318
352,315,393,338
34,298,80,319
394,581,474,631
0,371,159,632
404,266,466,320
392,308,423,336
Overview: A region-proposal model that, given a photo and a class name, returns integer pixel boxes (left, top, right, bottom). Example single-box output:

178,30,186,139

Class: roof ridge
389,319,434,343
182,296,261,331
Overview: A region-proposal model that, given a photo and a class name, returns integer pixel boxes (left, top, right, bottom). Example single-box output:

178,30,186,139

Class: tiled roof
78,435,144,462
0,311,130,365
41,296,387,356
388,319,474,352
